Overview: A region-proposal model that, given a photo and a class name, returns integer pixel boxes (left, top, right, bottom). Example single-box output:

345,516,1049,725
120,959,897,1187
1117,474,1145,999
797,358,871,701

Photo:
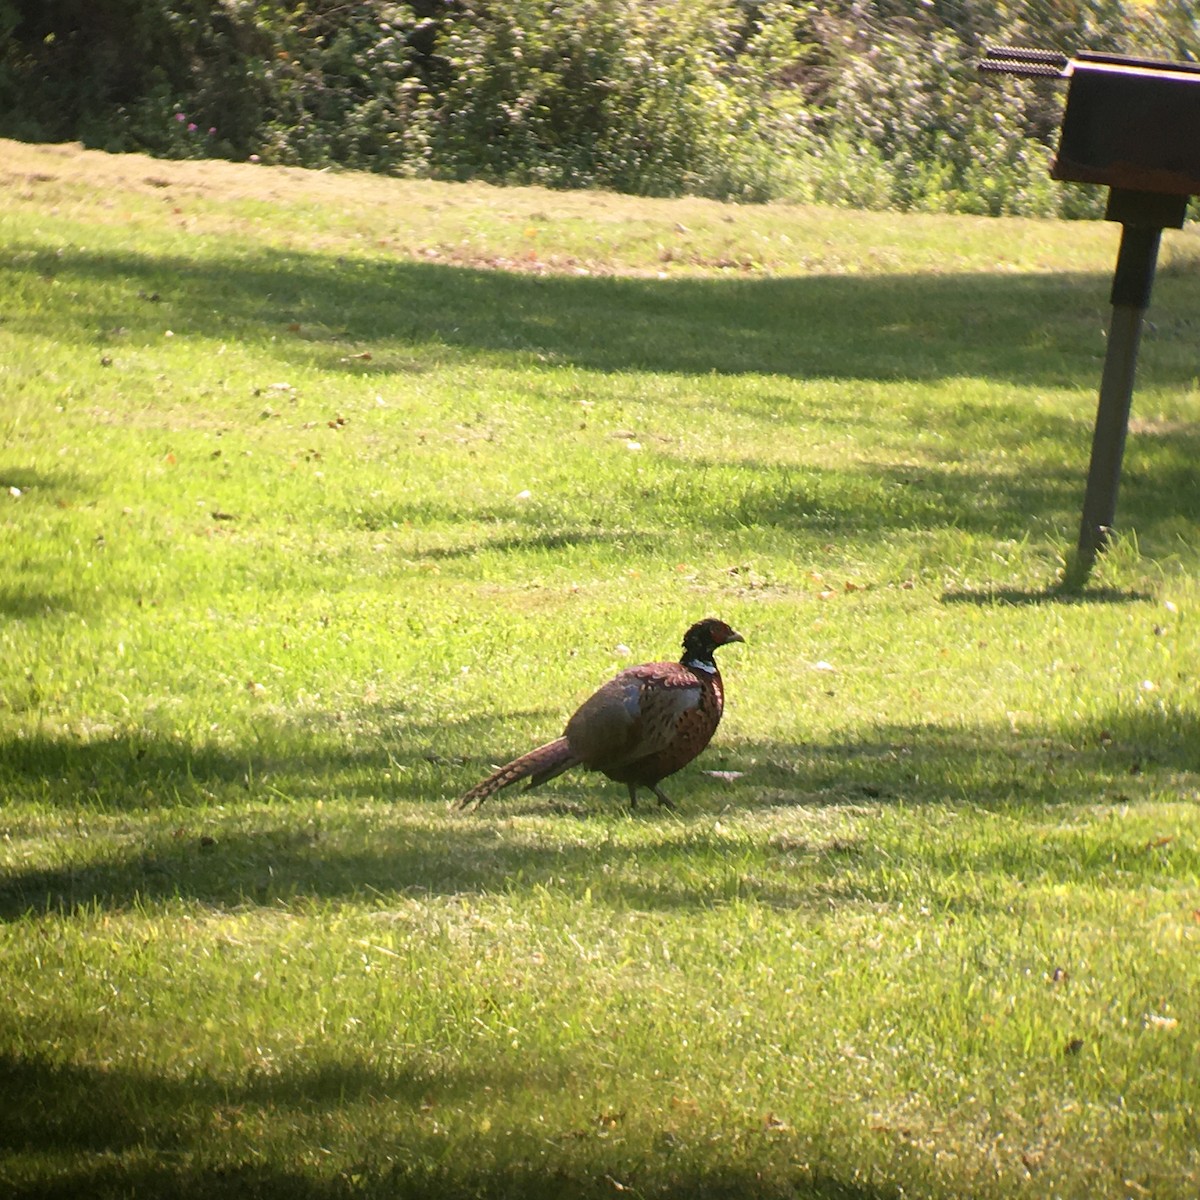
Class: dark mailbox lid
1052,56,1200,196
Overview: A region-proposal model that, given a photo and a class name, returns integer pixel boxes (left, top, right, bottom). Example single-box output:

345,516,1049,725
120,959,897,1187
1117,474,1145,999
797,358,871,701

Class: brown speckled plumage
457,619,743,811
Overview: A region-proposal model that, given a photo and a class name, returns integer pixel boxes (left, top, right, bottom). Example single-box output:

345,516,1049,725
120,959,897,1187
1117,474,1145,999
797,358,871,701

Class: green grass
2,140,1199,1199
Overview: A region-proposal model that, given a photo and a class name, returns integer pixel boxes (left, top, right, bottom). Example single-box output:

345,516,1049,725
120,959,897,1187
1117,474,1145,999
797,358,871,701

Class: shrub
0,0,272,158
1,0,1197,216
418,0,794,200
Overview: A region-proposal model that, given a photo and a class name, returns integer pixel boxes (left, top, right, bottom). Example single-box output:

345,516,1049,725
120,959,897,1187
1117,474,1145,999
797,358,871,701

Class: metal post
1067,189,1188,586
1073,222,1160,576
1075,212,1166,585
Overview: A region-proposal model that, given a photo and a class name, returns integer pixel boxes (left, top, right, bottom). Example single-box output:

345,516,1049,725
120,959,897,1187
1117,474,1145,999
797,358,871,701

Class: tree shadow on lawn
13,240,1200,391
940,584,1153,606
355,441,1200,568
0,465,89,499
0,1049,891,1200
1,705,1195,921
0,586,78,619
8,244,1200,566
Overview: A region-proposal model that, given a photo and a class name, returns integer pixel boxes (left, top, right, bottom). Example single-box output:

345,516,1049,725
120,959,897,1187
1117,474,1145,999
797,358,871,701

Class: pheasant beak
724,629,745,645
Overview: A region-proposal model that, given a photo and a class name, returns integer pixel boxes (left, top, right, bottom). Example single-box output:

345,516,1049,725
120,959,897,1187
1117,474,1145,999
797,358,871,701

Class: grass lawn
2,139,1199,1199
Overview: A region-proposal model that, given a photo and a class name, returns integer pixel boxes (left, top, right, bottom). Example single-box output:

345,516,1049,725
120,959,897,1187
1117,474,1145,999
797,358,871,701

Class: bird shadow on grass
0,704,1195,922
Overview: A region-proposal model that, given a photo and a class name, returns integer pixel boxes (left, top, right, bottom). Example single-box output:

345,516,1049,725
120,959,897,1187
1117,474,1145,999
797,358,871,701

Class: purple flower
174,112,186,122
208,127,217,136
187,122,197,133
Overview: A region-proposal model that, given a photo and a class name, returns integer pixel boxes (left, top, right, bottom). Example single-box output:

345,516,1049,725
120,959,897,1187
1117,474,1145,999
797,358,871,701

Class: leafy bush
1,0,1198,215
418,0,792,199
0,0,273,158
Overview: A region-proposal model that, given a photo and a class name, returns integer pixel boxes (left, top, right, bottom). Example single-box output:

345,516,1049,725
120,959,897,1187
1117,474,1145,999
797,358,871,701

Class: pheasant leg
651,786,675,811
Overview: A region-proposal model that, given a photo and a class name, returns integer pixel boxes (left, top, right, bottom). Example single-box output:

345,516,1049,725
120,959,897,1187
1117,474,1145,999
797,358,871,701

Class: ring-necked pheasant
457,618,744,811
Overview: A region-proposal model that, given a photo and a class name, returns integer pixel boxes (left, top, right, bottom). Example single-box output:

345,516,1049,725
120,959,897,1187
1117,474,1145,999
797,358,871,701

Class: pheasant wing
564,663,702,769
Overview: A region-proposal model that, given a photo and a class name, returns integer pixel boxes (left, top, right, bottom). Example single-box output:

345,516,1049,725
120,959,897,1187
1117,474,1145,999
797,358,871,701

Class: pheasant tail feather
457,737,581,810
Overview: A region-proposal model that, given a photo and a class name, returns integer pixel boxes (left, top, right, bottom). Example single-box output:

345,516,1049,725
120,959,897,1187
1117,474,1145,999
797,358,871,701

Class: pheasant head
680,618,744,672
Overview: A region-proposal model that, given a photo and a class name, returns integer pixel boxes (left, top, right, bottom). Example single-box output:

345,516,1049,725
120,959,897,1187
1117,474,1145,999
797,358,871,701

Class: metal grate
978,47,1069,78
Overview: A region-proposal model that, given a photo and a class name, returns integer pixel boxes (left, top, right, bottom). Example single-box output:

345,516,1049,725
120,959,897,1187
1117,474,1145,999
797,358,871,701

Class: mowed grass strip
1,141,1199,1199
